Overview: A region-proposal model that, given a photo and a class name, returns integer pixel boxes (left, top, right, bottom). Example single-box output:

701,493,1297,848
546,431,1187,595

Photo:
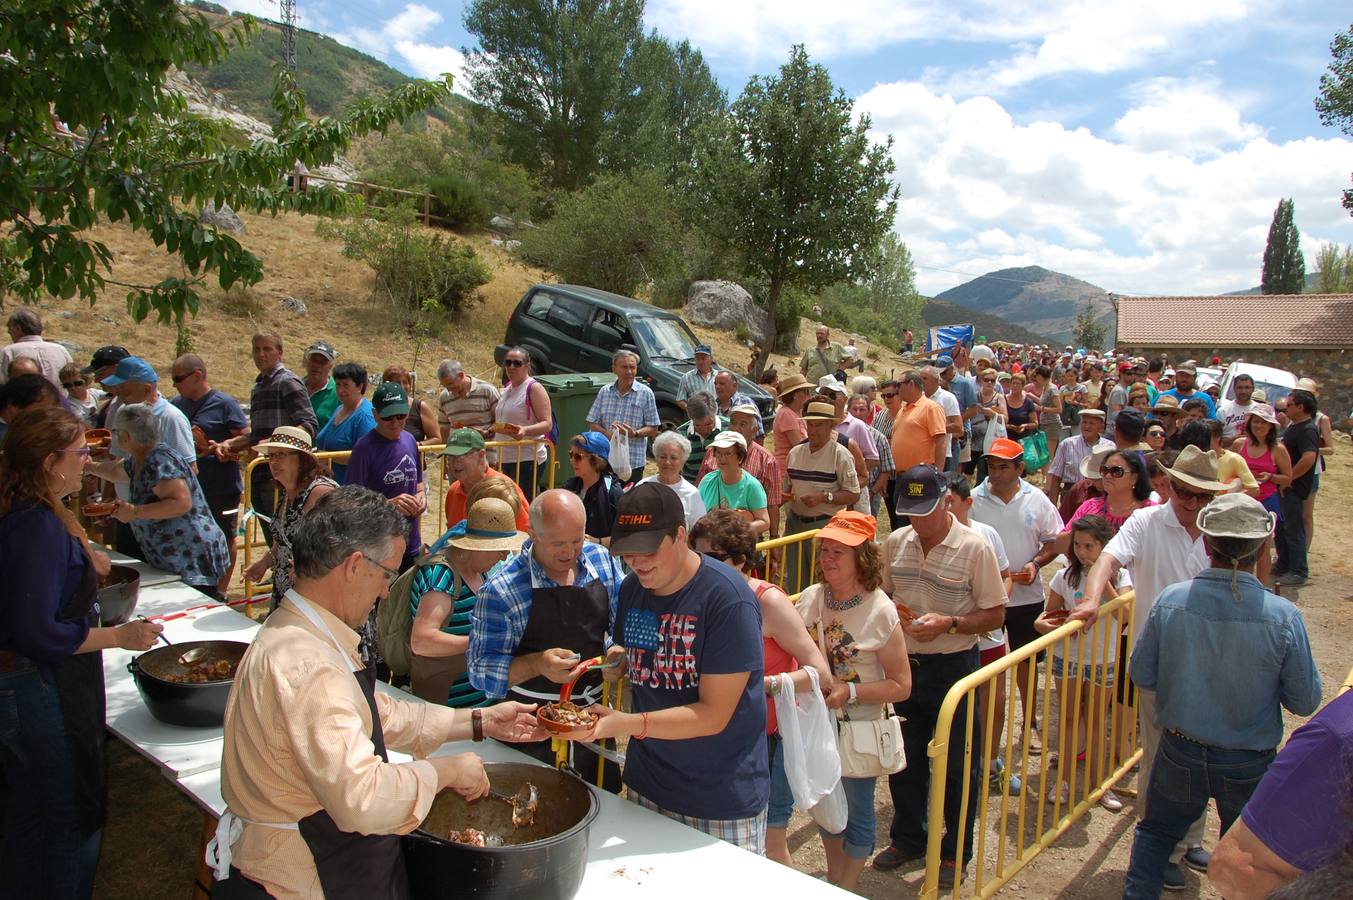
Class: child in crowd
1036,515,1129,811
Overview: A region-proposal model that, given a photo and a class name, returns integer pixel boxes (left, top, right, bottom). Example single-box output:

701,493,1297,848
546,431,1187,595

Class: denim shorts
766,733,795,828
1051,653,1116,687
816,776,878,859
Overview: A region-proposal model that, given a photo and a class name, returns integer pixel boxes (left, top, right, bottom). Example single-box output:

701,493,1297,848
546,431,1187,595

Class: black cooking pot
97,565,140,626
403,761,598,900
127,640,249,728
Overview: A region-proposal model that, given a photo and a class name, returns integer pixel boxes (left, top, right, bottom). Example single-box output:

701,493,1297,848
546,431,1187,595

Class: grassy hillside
182,1,462,124
936,265,1112,344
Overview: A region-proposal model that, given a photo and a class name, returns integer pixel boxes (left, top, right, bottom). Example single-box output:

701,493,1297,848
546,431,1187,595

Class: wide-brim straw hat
777,373,811,399
256,426,317,457
1078,445,1119,479
1164,445,1227,492
1151,396,1183,415
802,401,838,421
447,497,527,552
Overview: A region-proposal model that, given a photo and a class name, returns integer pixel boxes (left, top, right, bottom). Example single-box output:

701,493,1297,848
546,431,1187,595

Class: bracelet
847,682,858,705
634,712,651,741
471,708,484,742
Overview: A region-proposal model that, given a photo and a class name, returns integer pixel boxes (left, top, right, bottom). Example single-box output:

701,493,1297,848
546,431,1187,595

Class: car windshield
630,315,699,361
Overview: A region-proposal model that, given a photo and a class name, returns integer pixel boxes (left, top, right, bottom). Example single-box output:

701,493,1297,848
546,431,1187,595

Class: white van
1219,362,1297,405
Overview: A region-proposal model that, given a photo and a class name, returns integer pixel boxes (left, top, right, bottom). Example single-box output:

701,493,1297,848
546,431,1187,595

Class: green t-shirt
309,376,339,431
699,468,768,513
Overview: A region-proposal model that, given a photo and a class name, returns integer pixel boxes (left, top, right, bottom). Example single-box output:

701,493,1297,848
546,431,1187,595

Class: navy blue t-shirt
171,388,247,496
617,556,768,820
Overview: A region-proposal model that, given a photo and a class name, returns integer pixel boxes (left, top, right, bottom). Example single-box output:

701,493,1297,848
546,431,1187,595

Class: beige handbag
815,593,907,778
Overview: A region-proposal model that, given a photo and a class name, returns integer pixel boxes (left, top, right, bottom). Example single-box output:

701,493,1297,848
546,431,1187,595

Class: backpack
524,377,559,445
376,553,461,678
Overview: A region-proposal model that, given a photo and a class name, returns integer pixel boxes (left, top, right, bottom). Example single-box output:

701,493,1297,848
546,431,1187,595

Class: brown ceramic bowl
536,703,597,736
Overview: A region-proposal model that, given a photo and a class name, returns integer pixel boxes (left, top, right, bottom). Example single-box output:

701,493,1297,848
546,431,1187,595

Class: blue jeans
766,734,795,828
0,664,96,898
817,776,878,859
1123,731,1275,899
1274,489,1307,577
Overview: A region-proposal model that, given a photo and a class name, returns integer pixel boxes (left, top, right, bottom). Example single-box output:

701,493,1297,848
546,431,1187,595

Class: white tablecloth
103,548,184,587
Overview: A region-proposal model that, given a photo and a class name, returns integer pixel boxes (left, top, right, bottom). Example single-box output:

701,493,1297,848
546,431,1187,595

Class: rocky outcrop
198,202,246,234
684,281,770,344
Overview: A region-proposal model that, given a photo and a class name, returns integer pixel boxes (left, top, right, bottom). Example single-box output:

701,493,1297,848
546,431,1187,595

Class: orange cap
817,510,877,547
984,437,1025,460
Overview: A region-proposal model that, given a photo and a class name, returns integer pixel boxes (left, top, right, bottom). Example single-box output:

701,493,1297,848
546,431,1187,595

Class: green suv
494,284,774,431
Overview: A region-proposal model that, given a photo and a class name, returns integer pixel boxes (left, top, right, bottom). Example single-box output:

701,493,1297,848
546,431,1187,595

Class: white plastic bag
983,415,1008,455
773,667,847,833
609,426,633,482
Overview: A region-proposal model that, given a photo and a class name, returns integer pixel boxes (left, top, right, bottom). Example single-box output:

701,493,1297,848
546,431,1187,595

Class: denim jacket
1131,568,1322,750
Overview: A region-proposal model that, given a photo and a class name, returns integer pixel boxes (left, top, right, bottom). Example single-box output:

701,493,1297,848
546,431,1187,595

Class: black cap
609,482,686,555
81,345,129,375
894,464,949,517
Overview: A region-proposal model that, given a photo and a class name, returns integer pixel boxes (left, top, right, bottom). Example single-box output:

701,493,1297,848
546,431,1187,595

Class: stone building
1115,294,1353,428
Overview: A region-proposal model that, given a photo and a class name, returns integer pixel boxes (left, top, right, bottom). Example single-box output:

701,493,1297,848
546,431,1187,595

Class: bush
315,205,491,315
427,173,492,230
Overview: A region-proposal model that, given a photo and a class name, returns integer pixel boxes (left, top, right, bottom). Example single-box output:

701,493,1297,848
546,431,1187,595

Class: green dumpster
538,372,616,483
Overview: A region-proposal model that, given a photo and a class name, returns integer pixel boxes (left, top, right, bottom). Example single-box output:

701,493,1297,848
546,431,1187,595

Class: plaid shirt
468,540,624,700
586,380,660,471
249,364,317,442
717,390,763,436
676,368,717,404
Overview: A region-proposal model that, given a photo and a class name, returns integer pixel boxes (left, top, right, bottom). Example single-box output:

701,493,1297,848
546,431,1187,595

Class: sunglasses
881,392,898,400
171,371,200,384
503,359,527,368
1146,429,1165,437
568,450,588,461
1171,483,1214,503
62,379,85,389
378,413,409,422
1101,465,1130,479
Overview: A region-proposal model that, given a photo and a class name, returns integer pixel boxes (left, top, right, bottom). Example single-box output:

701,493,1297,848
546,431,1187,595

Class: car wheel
657,404,683,434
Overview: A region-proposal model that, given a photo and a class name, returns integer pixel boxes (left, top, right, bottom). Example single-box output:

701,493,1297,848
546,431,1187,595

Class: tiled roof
1115,294,1353,348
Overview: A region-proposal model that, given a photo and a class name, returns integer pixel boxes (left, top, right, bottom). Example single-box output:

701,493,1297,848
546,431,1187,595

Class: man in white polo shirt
1075,445,1226,890
971,437,1063,755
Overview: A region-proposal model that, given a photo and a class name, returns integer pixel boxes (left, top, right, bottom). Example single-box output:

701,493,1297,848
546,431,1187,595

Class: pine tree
1261,198,1307,294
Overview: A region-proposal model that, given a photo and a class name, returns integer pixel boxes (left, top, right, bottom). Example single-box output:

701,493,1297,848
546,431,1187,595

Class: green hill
935,265,1113,345
182,1,462,124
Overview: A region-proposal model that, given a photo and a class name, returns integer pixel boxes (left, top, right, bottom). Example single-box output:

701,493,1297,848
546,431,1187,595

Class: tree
1314,242,1353,292
1260,198,1307,294
0,0,450,324
1071,297,1108,350
687,45,899,374
816,233,923,345
463,0,645,191
516,170,685,297
1315,23,1353,214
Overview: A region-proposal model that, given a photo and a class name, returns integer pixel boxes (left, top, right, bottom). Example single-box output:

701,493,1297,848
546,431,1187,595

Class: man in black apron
469,489,626,790
212,486,544,899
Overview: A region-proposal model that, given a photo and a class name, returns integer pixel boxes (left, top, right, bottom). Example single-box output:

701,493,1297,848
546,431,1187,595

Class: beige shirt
784,438,860,519
880,515,1007,655
220,594,458,899
0,334,73,386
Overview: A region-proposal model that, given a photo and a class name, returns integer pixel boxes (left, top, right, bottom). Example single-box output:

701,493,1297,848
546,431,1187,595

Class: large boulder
199,202,245,235
685,281,770,344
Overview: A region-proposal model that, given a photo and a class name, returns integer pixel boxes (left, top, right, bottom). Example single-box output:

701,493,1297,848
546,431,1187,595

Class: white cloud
854,80,1353,297
1111,77,1264,157
329,3,468,93
384,4,442,43
394,41,468,90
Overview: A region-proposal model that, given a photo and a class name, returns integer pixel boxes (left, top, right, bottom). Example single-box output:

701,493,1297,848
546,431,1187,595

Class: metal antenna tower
279,0,297,73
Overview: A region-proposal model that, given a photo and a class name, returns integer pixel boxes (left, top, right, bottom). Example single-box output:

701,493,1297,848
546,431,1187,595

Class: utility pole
279,0,297,73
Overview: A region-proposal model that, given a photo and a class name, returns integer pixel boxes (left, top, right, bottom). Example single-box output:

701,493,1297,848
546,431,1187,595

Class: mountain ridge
935,265,1115,345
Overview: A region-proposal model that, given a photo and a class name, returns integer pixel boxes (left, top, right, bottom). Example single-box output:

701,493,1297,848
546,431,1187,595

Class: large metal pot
96,565,140,626
403,762,598,900
127,640,249,728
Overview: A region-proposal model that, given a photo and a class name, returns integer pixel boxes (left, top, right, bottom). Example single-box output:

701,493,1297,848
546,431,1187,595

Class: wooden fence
303,173,450,227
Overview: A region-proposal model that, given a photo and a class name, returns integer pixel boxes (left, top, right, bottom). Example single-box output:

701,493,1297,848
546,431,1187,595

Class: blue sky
231,0,1353,297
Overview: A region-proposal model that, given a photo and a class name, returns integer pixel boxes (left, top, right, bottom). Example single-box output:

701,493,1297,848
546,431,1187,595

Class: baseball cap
441,428,486,457
935,354,954,369
372,381,410,418
693,344,712,356
893,464,948,517
1176,362,1197,374
984,437,1025,460
305,340,337,361
572,431,610,457
1196,493,1274,540
817,375,847,395
817,510,877,547
82,345,130,375
727,402,760,419
709,430,747,451
101,356,157,386
609,481,687,555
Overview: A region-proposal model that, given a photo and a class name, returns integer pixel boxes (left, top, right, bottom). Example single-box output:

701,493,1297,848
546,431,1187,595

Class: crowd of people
1,307,1348,900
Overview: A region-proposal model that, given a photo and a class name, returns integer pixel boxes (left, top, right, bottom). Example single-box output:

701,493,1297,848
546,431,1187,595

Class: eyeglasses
568,450,588,461
361,554,401,586
1170,483,1214,504
55,447,92,456
378,413,409,422
171,371,200,384
1101,465,1130,479
503,358,526,368
62,380,85,389
881,392,899,400
1146,429,1165,438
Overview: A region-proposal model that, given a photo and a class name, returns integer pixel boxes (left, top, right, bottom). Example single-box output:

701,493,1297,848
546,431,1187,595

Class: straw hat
255,426,317,457
802,401,838,421
1151,395,1183,415
1164,445,1227,492
776,373,811,399
1249,403,1279,425
447,498,527,552
1078,445,1119,479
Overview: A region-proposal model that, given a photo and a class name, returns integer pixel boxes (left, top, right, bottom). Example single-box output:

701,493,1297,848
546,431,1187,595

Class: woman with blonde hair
0,407,162,896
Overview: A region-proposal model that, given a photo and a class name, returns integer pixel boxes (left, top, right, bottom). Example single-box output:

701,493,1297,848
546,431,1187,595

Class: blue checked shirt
717,390,763,436
676,368,717,405
586,381,660,471
468,540,625,699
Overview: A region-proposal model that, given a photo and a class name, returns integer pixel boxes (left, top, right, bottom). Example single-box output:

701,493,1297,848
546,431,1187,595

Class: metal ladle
484,783,539,828
138,617,209,666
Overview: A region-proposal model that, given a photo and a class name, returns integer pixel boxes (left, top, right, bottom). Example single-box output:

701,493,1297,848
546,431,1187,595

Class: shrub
316,205,490,315
427,173,492,230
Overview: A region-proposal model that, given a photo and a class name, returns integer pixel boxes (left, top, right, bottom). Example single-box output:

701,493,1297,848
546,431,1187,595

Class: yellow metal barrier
760,528,820,597
1341,665,1353,695
921,591,1140,899
239,439,555,603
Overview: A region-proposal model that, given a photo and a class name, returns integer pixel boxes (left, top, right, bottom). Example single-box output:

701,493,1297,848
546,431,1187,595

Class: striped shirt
677,415,726,482
585,380,660,471
784,438,859,519
676,368,717,405
437,377,500,436
880,516,1007,655
410,563,491,708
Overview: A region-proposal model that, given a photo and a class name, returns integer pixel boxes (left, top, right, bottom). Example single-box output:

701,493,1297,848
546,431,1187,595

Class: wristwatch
947,615,960,635
826,490,834,504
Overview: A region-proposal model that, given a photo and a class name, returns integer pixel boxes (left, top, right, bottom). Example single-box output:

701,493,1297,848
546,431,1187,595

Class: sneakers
1162,862,1187,891
1274,573,1308,586
872,844,926,871
1098,791,1124,812
1047,782,1070,804
1182,845,1212,872
1027,727,1043,755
